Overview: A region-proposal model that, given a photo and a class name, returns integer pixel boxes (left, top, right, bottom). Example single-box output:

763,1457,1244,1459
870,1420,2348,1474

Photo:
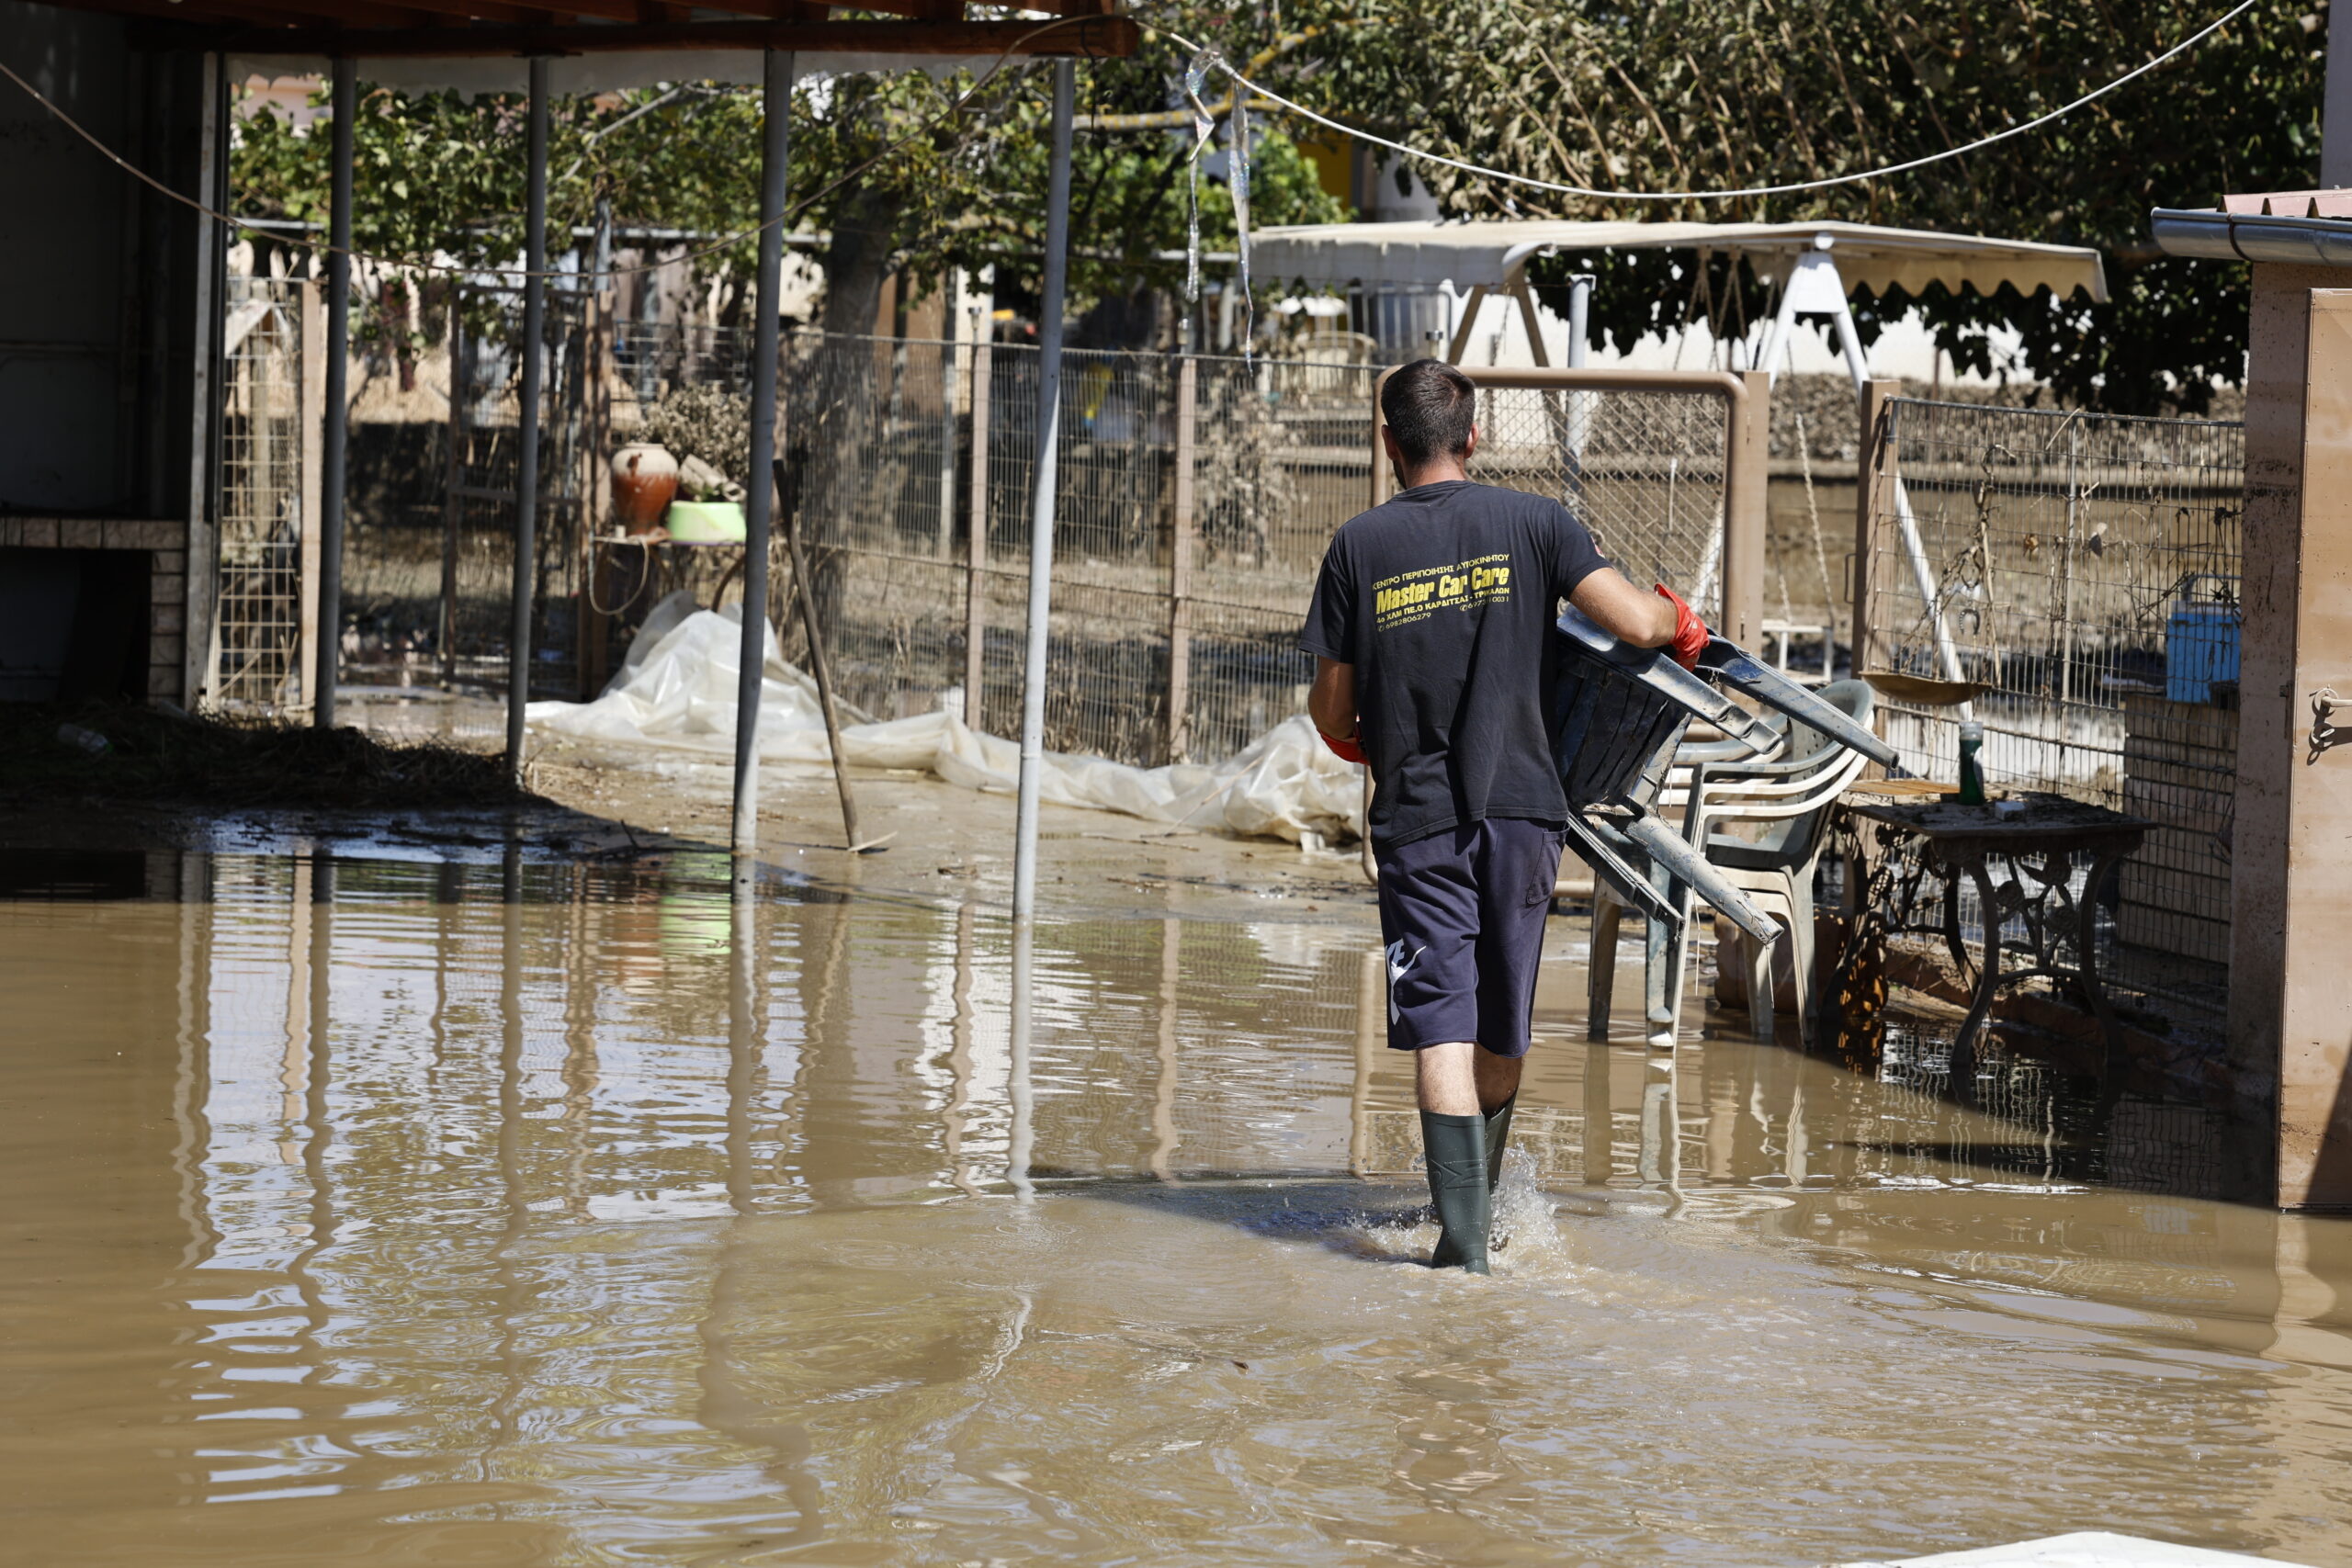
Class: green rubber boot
1483,1094,1518,1196
1421,1111,1492,1274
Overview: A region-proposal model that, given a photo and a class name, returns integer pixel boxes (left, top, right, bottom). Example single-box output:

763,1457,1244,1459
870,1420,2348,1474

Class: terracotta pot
610,443,680,535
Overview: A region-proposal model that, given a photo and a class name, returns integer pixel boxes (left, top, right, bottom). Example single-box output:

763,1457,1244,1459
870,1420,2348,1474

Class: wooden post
1443,284,1488,366
1720,368,1770,649
1166,351,1197,764
298,278,325,715
1851,378,1901,682
962,333,991,729
579,288,614,697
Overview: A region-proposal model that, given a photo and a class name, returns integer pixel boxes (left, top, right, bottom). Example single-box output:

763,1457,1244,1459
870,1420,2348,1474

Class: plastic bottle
1955,720,1986,806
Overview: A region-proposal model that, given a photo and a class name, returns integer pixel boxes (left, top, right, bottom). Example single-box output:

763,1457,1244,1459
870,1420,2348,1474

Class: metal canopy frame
83,3,1136,62
42,0,1136,916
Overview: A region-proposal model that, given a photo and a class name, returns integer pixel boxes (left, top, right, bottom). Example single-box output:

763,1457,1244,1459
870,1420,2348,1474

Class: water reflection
4,846,2351,1567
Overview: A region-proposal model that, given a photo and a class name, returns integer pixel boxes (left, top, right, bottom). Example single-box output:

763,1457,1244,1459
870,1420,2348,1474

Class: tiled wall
0,518,187,703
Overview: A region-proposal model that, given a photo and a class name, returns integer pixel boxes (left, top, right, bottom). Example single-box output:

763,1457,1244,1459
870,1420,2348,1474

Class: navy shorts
1375,817,1566,1058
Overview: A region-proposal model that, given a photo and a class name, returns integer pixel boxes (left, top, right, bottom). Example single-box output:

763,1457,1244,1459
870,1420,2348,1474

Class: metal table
1848,795,2150,1070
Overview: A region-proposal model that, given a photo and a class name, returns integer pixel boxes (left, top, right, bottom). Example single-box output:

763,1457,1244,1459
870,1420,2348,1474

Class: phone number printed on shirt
1371,553,1515,632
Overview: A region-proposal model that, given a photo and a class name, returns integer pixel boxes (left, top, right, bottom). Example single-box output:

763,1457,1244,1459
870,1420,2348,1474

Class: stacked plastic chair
1551,604,1898,1050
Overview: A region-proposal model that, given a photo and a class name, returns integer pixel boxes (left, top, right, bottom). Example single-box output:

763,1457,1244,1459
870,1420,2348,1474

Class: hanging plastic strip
1227,88,1254,364
1180,51,1217,310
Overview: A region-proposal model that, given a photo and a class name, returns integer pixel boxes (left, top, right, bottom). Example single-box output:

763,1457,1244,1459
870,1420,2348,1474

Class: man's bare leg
1416,1041,1524,1114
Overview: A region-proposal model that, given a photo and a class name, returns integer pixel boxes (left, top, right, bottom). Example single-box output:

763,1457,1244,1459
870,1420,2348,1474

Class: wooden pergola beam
172,14,1138,56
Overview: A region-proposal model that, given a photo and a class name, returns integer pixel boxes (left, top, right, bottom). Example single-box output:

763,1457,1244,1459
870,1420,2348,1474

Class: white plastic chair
1585,681,1876,1046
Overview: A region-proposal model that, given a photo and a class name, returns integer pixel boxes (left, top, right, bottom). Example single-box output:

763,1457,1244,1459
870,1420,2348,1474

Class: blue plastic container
2165,578,2241,704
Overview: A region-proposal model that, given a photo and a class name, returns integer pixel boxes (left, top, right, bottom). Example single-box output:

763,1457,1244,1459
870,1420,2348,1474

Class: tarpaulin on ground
525,594,1363,844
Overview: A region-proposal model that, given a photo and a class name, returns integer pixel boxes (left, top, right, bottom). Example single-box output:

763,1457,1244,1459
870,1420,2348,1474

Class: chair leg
1787,870,1817,1048
1747,925,1776,1045
1588,897,1620,1042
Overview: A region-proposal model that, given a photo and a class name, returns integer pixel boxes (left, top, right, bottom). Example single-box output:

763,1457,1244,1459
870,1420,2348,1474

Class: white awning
1249,219,2109,304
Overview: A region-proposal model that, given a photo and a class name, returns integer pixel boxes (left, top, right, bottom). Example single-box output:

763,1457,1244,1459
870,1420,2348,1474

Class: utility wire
0,0,2270,276
1153,0,2266,202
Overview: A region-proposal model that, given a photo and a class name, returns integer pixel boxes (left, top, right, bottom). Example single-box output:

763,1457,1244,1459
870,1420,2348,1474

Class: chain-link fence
213,276,311,712
1442,375,1746,619
1861,398,2244,1011
436,286,602,696
342,324,1755,774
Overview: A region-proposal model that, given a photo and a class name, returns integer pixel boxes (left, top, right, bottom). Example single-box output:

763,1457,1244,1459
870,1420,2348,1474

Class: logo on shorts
1385,939,1424,1023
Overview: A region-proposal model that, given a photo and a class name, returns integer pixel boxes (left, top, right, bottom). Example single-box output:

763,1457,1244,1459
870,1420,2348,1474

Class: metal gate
209,276,318,714
439,284,604,695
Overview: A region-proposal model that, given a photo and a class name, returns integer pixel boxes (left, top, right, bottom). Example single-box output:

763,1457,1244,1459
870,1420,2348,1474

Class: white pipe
1011,60,1077,924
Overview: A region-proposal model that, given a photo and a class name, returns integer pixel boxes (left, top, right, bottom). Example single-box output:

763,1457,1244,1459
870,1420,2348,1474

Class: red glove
1317,725,1366,764
1655,583,1709,671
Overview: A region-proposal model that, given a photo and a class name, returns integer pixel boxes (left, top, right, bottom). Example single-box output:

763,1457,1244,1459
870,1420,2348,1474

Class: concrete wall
2234,267,2352,1209
0,2,207,517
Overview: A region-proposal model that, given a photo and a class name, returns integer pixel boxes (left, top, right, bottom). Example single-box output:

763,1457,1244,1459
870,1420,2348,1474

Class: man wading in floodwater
1303,359,1709,1274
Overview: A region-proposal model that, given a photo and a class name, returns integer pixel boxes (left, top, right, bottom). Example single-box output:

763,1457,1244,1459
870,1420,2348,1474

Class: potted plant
637,386,750,542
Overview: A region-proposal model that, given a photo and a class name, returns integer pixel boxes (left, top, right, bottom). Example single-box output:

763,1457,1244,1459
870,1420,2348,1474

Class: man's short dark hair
1380,359,1477,468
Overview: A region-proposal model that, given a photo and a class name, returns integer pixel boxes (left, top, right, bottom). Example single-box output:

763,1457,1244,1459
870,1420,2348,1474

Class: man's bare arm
1569,567,1680,648
1308,656,1357,740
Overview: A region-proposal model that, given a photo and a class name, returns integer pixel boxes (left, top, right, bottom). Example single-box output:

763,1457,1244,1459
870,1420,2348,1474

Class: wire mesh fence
1457,380,1737,615
436,286,600,696
338,322,1748,775
1862,398,2244,1011
724,333,1382,767
213,276,311,711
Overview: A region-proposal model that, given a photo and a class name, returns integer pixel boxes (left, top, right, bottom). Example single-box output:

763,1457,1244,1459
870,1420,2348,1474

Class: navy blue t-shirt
1300,479,1606,849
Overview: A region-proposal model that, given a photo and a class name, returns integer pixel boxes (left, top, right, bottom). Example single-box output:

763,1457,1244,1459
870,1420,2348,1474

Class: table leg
2075,848,2124,1040
1941,871,1973,986
1950,856,2004,1104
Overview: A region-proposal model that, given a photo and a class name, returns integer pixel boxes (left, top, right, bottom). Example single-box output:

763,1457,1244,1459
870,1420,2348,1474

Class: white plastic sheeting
526,594,1364,844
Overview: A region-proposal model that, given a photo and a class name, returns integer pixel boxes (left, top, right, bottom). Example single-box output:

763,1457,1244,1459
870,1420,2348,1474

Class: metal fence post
1011,57,1078,924
729,47,795,863
1722,369,1770,649
439,298,463,686
963,329,991,728
506,54,549,780
937,334,958,562
1852,378,1900,681
187,51,228,712
298,277,325,715
1166,350,1197,763
312,55,352,726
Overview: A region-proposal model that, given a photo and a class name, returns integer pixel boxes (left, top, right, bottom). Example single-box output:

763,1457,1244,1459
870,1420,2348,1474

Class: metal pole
1566,273,1592,368
505,57,549,781
1011,59,1076,924
311,61,353,722
731,49,794,863
186,52,229,711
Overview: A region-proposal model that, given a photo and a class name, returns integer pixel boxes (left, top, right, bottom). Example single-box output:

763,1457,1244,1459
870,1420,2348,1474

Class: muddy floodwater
6,841,2352,1568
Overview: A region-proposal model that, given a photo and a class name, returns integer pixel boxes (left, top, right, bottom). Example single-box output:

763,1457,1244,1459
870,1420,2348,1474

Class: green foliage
638,386,751,489
230,0,2319,404
229,10,1347,338
1306,0,2324,409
